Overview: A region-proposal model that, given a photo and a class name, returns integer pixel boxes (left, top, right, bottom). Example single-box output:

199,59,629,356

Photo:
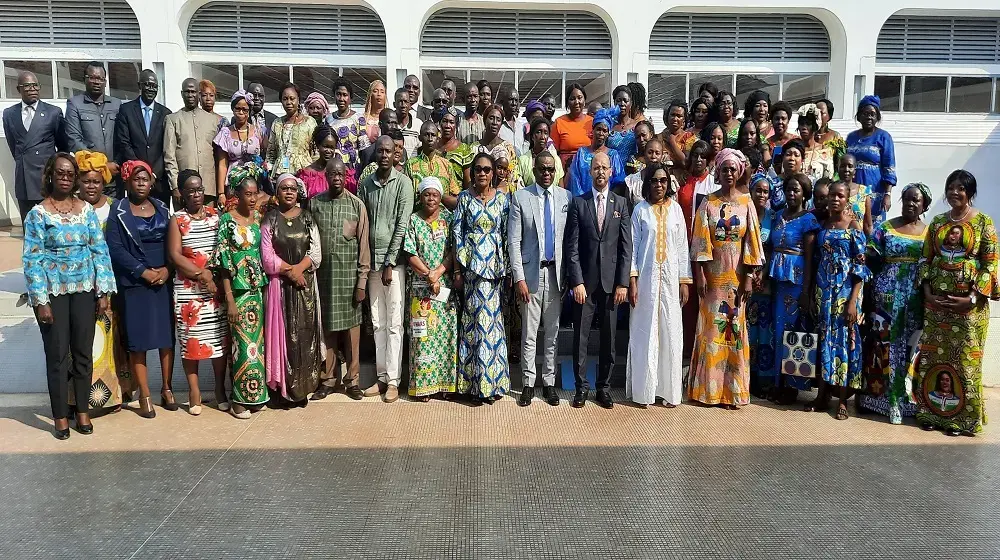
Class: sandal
836,403,849,420
160,390,179,411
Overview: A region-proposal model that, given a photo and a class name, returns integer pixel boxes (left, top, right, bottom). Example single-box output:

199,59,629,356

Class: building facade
0,0,998,224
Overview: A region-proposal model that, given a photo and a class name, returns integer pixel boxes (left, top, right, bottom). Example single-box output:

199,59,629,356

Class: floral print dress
815,227,870,388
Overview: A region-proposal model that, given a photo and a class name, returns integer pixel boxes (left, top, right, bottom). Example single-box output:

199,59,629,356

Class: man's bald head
590,152,612,190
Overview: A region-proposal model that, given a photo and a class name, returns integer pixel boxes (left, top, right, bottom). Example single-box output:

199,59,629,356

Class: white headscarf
418,176,444,196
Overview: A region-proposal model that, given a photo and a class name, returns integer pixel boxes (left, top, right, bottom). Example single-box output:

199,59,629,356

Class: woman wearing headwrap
859,182,930,424
403,176,458,400
363,80,387,143
224,160,267,212
73,150,132,413
846,95,896,227
688,148,764,409
215,89,266,208
796,104,835,184
104,160,175,419
566,107,625,197
305,92,330,125
261,173,325,407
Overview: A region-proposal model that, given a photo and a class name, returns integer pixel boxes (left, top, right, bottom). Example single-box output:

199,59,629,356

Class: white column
828,7,894,115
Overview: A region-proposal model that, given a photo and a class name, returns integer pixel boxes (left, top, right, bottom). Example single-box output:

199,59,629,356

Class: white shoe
217,402,231,412
188,404,203,416
230,405,251,420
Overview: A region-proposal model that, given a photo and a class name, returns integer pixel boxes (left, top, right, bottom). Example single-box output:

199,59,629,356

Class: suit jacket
2,101,65,200
566,188,632,295
163,107,219,196
508,183,570,293
114,98,171,196
104,196,170,289
64,94,121,158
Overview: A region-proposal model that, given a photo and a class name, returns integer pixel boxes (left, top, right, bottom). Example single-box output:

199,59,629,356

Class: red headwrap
121,160,153,181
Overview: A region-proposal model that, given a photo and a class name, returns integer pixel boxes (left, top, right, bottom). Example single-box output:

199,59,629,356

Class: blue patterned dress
860,221,925,417
453,190,510,398
748,208,775,393
846,128,896,226
566,147,625,198
770,210,822,390
815,227,871,388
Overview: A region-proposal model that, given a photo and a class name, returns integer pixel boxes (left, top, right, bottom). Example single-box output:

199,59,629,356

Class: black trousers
38,291,96,419
572,286,618,392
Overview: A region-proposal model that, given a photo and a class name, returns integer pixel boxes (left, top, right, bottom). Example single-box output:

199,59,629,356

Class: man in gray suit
509,151,569,407
65,62,121,194
2,71,65,222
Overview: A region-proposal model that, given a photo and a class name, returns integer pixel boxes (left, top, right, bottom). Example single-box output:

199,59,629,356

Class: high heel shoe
53,427,70,440
138,396,157,419
161,390,179,411
75,416,94,435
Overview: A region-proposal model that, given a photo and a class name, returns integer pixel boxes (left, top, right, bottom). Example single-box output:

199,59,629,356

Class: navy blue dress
119,211,174,352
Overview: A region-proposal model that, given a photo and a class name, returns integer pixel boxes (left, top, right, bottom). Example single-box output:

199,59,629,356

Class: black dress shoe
518,387,534,407
53,427,70,440
344,385,364,401
572,390,588,408
310,385,336,401
543,386,560,406
75,422,94,435
596,390,614,409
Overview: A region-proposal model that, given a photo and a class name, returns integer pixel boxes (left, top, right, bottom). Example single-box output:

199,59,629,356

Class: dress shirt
592,186,610,218
21,102,36,129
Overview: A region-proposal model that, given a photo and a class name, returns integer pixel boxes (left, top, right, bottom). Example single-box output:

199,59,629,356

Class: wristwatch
970,292,978,306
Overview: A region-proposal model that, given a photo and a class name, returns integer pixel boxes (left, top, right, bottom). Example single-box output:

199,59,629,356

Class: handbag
781,315,817,379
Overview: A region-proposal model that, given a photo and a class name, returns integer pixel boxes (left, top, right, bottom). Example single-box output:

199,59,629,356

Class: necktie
22,104,34,130
544,189,554,261
597,192,605,234
143,106,152,135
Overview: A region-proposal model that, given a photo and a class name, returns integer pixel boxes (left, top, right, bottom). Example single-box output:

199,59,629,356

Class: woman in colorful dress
566,108,625,197
363,79,387,143
453,152,510,405
769,139,806,211
435,108,474,194
104,160,175,419
404,177,458,401
626,163,691,408
767,101,797,151
325,78,371,175
838,154,873,237
266,82,316,179
714,91,741,148
809,181,870,420
473,104,521,192
624,120,656,177
261,174,325,407
23,153,116,438
744,90,773,145
607,83,646,170
73,150,131,413
796,105,835,184
916,170,999,436
747,172,775,397
767,173,822,403
699,122,725,175
688,148,765,409
166,169,227,415
846,95,896,227
815,98,846,164
859,182,930,424
215,90,265,212
660,99,690,169
304,92,329,126
550,83,593,171
299,124,356,199
684,98,711,154
517,117,564,188
211,175,269,419
736,118,770,173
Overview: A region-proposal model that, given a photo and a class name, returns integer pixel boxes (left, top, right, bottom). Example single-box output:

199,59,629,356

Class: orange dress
550,114,593,168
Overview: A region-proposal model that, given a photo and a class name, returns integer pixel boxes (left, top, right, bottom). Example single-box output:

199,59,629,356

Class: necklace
130,199,149,212
949,205,972,222
51,198,74,215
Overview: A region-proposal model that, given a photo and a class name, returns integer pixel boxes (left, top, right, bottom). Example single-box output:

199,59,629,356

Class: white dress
625,198,692,405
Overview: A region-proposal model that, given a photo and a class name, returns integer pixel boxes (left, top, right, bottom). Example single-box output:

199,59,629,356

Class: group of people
9,66,997,442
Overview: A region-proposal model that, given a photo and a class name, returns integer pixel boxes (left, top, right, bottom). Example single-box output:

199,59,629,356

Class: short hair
566,82,587,101
528,116,550,137
687,140,711,172
177,169,202,190
901,183,933,211
313,123,334,146
634,120,655,136
483,103,504,120
394,87,407,102
817,98,835,119
387,129,405,142
664,99,688,122
742,147,763,172
41,153,78,197
280,82,301,101
331,77,353,98
378,107,396,125
612,84,630,103
85,61,105,75
496,85,515,102
743,90,771,121
770,101,794,122
783,173,814,202
534,150,555,165
699,122,723,145
642,162,675,199
814,177,833,194
198,79,216,94
232,176,258,195
465,81,478,94
471,151,497,185
945,169,978,201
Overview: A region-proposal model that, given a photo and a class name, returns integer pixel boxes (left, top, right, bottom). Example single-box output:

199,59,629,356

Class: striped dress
174,208,228,359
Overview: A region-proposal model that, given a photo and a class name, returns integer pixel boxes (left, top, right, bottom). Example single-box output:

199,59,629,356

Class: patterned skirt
747,291,775,394
231,289,269,405
457,273,509,398
408,291,458,396
69,307,132,409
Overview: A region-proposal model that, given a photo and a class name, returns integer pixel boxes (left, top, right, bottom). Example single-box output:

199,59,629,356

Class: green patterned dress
403,211,458,396
915,212,1000,433
211,211,269,405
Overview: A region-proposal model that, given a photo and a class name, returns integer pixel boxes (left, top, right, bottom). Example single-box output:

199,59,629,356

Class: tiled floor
1,389,998,559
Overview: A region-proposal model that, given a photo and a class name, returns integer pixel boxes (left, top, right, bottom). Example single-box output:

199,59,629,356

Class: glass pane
293,66,338,99
518,71,562,106
949,77,992,113
903,76,946,112
996,80,1000,114
4,60,54,99
54,61,89,99
564,71,610,105
688,74,733,102
191,63,239,102
470,70,513,107
421,69,467,105
874,76,902,111
735,74,779,118
242,65,289,102
782,74,827,109
647,74,686,110
108,62,140,100
342,67,386,107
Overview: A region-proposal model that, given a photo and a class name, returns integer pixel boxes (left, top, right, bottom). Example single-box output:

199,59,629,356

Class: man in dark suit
565,152,632,409
3,71,65,222
114,69,171,202
247,82,277,138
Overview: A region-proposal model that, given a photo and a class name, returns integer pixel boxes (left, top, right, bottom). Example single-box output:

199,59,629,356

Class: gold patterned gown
688,193,765,406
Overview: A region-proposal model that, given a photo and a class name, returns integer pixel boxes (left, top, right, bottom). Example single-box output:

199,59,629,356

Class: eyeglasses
719,166,738,175
719,100,734,107
537,166,556,174
18,83,40,90
53,170,75,179
233,106,249,114
650,177,670,185
473,165,493,174
185,187,206,194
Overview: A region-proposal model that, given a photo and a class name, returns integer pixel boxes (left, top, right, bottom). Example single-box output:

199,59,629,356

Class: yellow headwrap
75,150,112,185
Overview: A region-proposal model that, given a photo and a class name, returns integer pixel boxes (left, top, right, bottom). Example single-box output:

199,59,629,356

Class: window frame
874,65,1000,114
646,69,830,114
0,55,141,100
416,66,613,108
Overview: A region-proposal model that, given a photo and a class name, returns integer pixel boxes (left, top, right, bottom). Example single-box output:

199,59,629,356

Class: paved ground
1,388,998,559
